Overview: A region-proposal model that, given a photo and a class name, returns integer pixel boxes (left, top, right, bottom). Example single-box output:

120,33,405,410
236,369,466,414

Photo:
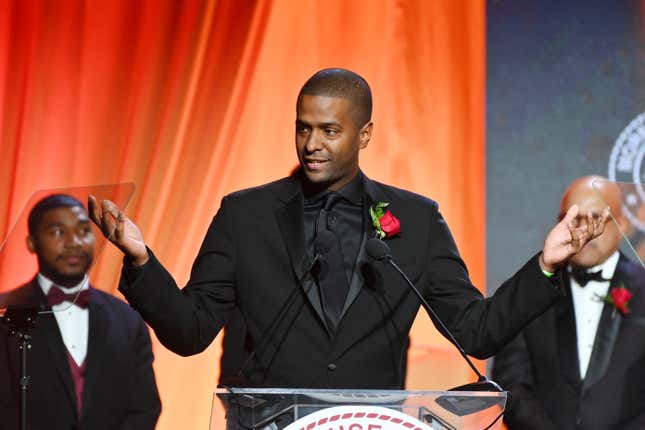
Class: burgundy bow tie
47,287,90,309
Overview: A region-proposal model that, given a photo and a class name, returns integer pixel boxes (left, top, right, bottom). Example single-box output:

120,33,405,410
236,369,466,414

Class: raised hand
540,204,610,272
88,195,149,266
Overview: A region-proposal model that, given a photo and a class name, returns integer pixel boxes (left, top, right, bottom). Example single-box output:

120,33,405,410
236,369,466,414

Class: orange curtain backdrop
0,1,485,428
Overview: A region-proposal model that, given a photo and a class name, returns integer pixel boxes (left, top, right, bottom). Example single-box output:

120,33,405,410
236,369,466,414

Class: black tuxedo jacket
121,173,562,388
492,253,645,430
0,280,161,430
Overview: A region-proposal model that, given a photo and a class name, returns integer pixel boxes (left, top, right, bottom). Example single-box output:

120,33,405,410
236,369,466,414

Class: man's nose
64,232,83,247
304,131,323,152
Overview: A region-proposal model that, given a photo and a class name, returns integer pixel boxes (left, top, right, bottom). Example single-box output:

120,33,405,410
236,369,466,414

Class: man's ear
26,236,36,254
359,122,373,149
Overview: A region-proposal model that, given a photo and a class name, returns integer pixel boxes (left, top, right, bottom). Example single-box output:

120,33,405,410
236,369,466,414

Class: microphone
365,238,391,262
235,251,321,384
366,238,502,393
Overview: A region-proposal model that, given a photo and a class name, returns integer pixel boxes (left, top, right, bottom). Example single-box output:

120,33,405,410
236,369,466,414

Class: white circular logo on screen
283,405,433,430
608,112,645,232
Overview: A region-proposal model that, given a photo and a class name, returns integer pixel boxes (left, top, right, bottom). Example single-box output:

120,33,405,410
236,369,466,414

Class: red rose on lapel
378,210,401,237
608,286,632,315
370,202,401,239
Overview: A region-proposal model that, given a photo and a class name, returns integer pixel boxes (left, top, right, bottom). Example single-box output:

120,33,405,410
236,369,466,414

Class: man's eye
325,128,338,137
296,125,310,134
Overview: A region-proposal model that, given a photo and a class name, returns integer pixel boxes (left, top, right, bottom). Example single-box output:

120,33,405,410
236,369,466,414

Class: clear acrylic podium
211,388,506,430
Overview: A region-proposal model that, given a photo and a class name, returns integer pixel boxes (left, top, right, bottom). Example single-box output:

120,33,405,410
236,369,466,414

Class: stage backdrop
0,1,485,428
487,0,645,295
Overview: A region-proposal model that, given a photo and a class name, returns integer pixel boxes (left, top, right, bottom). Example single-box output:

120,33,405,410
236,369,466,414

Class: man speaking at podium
90,68,607,389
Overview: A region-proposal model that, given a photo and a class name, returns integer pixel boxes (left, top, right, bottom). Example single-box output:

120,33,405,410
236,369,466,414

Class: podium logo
284,405,433,430
609,112,645,232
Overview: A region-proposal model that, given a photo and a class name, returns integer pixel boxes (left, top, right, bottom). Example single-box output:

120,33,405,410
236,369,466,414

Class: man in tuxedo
89,68,606,390
0,194,161,430
218,309,251,386
492,176,645,430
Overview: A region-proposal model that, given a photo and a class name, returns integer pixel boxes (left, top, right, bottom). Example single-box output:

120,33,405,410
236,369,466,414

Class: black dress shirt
303,173,364,285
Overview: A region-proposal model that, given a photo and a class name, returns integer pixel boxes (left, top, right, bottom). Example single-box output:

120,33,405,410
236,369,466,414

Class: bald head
561,175,625,268
560,175,623,220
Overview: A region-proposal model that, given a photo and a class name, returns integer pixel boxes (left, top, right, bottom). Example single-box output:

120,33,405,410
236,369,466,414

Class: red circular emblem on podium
284,405,433,430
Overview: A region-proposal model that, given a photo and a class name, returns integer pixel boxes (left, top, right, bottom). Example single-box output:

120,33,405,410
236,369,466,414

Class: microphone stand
1,307,38,430
367,238,501,392
386,261,501,391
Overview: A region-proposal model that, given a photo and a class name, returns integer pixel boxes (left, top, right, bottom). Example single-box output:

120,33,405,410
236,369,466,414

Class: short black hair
298,68,372,127
28,194,85,236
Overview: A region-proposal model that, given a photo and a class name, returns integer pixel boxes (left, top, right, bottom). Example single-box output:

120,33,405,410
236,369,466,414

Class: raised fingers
99,199,122,241
114,210,125,242
595,206,611,237
568,222,589,252
87,195,102,227
561,204,580,228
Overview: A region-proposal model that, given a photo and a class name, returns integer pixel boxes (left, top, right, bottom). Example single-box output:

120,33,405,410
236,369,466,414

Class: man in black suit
0,194,161,430
89,68,606,390
218,309,251,386
492,176,645,430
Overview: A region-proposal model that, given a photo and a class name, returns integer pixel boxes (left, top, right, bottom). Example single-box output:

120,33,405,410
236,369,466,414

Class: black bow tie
570,267,610,287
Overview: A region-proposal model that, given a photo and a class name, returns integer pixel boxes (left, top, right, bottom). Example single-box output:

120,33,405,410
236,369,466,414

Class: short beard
38,260,92,287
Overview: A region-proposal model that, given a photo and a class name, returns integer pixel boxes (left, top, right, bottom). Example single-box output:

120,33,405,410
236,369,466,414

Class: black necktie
315,192,349,332
570,267,609,287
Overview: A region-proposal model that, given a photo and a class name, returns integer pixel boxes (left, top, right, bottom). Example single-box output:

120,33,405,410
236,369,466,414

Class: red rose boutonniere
370,202,401,239
600,285,633,318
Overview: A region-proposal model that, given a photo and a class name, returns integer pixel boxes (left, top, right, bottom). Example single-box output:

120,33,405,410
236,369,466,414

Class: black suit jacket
492,253,645,430
0,280,161,430
120,172,562,388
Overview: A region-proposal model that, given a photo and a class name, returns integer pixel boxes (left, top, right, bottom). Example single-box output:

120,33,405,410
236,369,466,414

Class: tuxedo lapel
582,260,627,391
582,301,621,391
556,275,582,388
81,288,108,419
339,175,383,320
339,226,367,320
274,180,328,329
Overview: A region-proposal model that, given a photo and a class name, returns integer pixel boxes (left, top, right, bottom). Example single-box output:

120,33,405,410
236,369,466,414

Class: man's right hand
88,195,149,266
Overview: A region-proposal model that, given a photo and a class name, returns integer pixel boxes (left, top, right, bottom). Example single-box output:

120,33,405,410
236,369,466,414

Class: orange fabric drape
0,1,485,428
